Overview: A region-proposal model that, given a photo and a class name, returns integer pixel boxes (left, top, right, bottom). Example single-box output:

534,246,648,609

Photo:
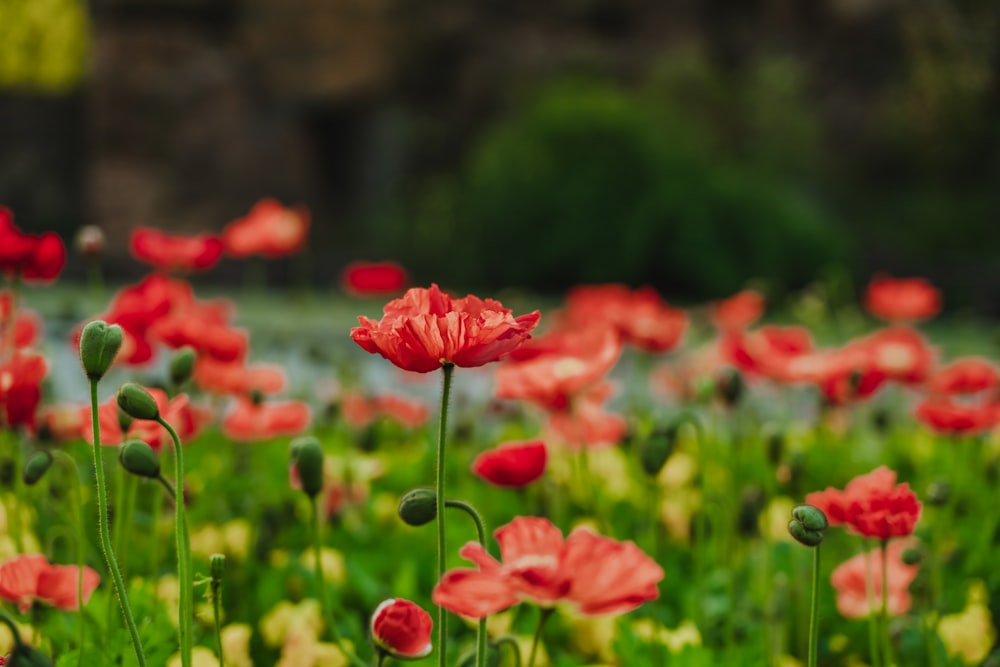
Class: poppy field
1,206,999,667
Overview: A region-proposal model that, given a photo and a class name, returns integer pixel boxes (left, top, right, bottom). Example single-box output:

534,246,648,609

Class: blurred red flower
805,466,922,540
471,440,547,488
223,199,310,258
38,404,86,442
914,397,1000,436
351,284,540,373
710,289,765,331
860,327,934,385
831,541,919,619
341,261,408,297
0,554,100,614
222,398,311,442
0,292,41,353
432,516,662,618
720,325,813,381
130,227,223,273
193,358,286,397
370,598,433,660
926,357,1000,395
0,352,47,432
865,275,941,323
496,326,620,411
340,392,428,430
563,284,687,353
0,208,67,283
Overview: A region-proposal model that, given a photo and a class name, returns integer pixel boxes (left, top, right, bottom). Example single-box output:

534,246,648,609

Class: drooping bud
117,383,160,421
169,347,197,387
639,426,676,477
289,436,324,498
901,546,922,566
370,598,434,661
79,320,123,381
788,504,828,547
210,553,226,580
397,488,437,526
22,450,54,486
926,480,950,507
118,440,161,479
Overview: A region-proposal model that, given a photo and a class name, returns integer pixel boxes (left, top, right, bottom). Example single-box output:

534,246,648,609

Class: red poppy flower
222,398,311,442
0,352,47,431
914,397,1000,436
860,327,934,385
0,554,100,613
710,289,765,331
340,393,429,430
865,275,941,323
370,598,433,660
927,357,1000,395
223,199,310,258
545,384,627,448
495,326,621,411
805,466,922,540
720,325,813,381
830,541,919,619
0,292,41,353
563,284,687,353
0,209,67,282
432,516,663,618
193,358,287,397
341,261,408,297
82,389,206,451
130,227,224,273
38,404,86,442
472,440,547,488
351,284,540,373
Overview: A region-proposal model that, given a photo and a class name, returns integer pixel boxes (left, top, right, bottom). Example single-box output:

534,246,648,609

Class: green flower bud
210,553,226,580
926,480,950,507
8,643,55,667
79,320,123,381
22,451,53,486
169,346,197,387
901,547,922,566
639,427,676,477
397,488,437,527
118,440,161,479
290,437,324,498
716,368,745,406
788,504,828,547
117,383,160,421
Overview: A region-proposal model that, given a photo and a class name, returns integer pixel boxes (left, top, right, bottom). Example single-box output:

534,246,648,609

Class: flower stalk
435,363,454,667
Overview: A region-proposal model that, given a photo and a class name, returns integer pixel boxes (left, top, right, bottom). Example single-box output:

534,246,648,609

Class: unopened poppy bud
397,488,437,526
79,320,123,381
210,553,226,580
75,224,105,258
117,407,133,432
290,437,324,498
926,480,950,507
901,547,922,566
370,598,433,660
117,383,160,421
716,368,744,406
169,347,197,387
22,450,54,486
788,504,828,547
118,440,160,479
639,427,676,477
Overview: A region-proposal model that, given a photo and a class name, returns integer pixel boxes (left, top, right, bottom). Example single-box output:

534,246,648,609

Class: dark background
2,0,998,309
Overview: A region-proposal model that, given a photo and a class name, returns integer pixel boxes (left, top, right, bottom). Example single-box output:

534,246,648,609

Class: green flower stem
435,363,454,667
0,608,24,647
88,379,148,667
9,434,25,553
150,487,163,578
445,499,487,667
864,543,882,667
211,579,224,667
880,539,892,667
113,472,137,572
309,495,368,667
493,636,522,667
50,450,87,667
807,545,821,667
375,650,387,667
157,416,193,667
526,608,553,667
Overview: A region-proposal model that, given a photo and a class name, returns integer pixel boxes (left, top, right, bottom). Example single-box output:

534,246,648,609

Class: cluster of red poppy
0,208,66,283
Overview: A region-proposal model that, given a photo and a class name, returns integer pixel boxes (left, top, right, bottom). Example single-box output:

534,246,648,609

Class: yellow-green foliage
0,0,88,92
